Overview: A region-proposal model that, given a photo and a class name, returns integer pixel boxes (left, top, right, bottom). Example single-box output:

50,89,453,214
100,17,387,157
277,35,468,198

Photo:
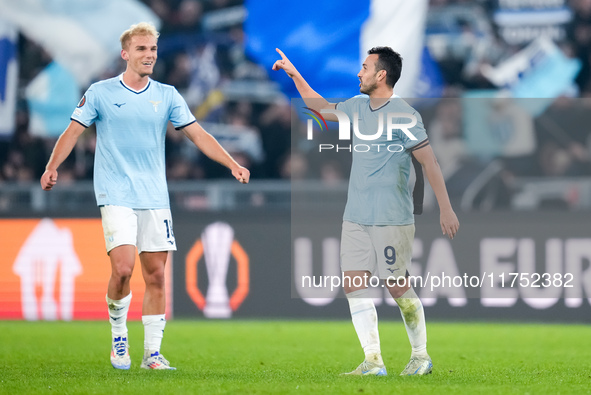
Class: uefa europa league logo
202,222,234,318
185,222,250,318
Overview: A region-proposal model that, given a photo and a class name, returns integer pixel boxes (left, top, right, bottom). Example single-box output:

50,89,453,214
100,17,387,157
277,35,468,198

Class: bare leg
385,275,411,299
139,251,168,315
343,270,372,294
107,245,136,300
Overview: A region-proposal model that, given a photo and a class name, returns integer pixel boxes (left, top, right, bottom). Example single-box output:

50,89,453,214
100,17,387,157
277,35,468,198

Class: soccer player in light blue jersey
41,22,250,371
274,47,459,376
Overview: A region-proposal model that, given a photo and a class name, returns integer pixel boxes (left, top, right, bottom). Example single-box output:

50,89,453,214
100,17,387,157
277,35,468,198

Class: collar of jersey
119,74,151,94
369,92,398,112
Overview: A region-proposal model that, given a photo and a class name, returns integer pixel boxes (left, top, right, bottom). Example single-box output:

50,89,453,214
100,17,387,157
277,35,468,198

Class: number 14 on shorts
164,219,174,242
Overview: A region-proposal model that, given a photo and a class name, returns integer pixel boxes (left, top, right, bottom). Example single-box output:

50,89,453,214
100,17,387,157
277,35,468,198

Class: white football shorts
100,205,177,254
340,220,414,280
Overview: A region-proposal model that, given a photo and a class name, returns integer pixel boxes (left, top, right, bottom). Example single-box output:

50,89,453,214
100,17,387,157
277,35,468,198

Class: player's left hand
440,208,459,240
272,48,299,79
232,166,250,184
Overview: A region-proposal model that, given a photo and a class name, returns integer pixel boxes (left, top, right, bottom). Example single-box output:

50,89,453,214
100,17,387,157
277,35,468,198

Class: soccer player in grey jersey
273,46,459,376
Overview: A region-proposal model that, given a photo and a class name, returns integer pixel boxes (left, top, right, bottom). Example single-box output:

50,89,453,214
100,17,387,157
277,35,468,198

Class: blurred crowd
423,0,591,208
2,0,591,209
1,0,292,186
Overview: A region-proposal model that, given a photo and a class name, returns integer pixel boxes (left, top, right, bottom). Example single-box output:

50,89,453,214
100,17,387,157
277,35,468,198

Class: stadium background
1,0,591,324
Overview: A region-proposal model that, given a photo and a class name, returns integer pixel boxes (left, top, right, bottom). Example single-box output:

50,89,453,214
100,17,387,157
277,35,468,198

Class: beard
359,80,377,95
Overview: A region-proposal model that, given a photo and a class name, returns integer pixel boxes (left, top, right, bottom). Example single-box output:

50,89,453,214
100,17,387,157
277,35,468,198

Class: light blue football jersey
336,95,428,226
71,75,196,209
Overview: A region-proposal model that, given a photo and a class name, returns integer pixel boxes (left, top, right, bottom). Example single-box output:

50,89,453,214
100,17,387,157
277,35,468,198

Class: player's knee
111,265,133,283
144,268,165,289
344,283,368,294
385,278,411,299
343,271,371,294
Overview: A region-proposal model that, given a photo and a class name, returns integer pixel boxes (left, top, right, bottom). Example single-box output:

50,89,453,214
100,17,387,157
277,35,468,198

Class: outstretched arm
412,144,459,239
181,122,250,184
40,121,86,190
272,48,338,121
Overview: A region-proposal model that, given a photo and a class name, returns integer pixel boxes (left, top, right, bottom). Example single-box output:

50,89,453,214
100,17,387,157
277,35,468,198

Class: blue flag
0,22,17,137
245,0,430,99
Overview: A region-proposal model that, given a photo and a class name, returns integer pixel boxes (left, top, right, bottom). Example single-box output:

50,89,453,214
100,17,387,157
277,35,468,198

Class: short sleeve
170,88,196,130
401,111,428,150
336,95,364,119
71,86,98,128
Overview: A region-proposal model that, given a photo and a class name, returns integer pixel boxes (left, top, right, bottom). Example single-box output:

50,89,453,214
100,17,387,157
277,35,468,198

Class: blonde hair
120,22,160,50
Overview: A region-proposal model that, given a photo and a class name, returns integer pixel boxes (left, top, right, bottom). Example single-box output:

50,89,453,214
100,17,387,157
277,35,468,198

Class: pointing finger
276,48,287,60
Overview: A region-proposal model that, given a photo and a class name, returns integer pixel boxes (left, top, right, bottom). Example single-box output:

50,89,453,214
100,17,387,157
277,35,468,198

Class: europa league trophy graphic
202,222,234,318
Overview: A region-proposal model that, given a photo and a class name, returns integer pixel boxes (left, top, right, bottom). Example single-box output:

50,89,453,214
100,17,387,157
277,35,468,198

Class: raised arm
272,48,338,121
181,122,250,184
412,144,459,239
40,121,86,190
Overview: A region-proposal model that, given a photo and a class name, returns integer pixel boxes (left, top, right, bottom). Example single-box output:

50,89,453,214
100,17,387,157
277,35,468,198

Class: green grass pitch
1,320,590,394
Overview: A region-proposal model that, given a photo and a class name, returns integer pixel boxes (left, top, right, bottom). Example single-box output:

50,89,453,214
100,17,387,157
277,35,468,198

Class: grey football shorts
340,220,414,280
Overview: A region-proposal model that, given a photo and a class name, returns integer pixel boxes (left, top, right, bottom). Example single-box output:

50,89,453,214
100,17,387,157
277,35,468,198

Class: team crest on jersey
149,100,162,112
77,95,86,108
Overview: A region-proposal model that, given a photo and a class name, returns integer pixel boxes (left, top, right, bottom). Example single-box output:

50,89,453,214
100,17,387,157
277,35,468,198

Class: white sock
395,288,428,358
346,288,383,365
106,292,132,339
142,314,166,354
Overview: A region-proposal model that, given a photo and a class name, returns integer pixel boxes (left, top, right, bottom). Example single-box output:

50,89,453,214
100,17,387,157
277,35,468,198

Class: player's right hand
440,208,459,240
41,169,58,191
272,48,298,78
232,166,251,184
